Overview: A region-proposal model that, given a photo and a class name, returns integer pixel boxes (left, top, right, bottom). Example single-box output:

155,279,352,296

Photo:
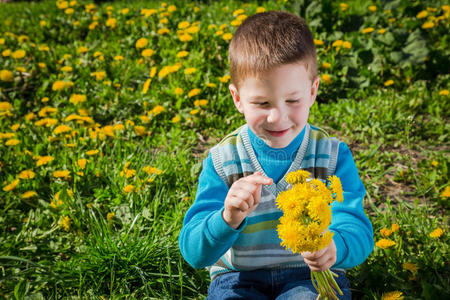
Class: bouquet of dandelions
276,170,344,300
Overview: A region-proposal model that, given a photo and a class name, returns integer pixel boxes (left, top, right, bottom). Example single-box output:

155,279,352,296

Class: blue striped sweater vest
208,124,341,280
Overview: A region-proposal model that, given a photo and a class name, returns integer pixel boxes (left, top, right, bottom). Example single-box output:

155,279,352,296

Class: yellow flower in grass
69,94,86,104
378,28,386,34
2,49,12,57
174,87,183,95
12,49,26,59
53,124,72,134
59,216,71,231
185,67,196,75
0,101,13,111
36,156,54,167
362,27,375,34
188,88,201,98
322,62,331,69
256,7,266,13
91,71,106,81
5,139,20,146
107,212,115,220
321,74,331,84
22,191,37,199
422,22,434,29
177,51,189,58
222,33,233,41
151,105,164,116
384,80,394,87
219,75,231,83
416,10,428,19
52,80,73,91
77,158,87,169
429,227,444,238
3,179,19,192
0,70,14,82
178,21,190,29
19,170,35,179
369,5,377,12
142,79,151,94
375,238,395,248
172,115,181,123
77,46,88,54
134,125,147,136
194,99,208,107
206,83,217,88
439,90,449,96
441,186,450,199
124,185,134,193
53,170,71,179
141,49,154,57
340,3,348,11
86,149,99,156
106,18,117,29
391,223,400,232
381,291,404,300
402,262,418,273
380,228,393,237
158,28,170,35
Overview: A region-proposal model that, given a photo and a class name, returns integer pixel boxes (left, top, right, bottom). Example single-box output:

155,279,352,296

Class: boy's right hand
223,172,273,229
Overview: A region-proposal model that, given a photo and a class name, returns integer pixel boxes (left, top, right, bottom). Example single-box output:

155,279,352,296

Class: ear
229,84,244,113
309,76,320,107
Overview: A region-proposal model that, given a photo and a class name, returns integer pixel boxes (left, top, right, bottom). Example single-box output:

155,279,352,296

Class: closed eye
252,102,269,106
286,99,300,103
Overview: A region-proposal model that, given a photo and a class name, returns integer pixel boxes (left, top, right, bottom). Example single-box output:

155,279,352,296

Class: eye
252,101,269,106
286,99,300,103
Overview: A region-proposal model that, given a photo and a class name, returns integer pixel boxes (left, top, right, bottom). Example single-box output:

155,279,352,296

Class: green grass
0,0,449,299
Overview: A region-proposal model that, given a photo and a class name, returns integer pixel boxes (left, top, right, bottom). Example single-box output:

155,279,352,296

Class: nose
267,107,282,123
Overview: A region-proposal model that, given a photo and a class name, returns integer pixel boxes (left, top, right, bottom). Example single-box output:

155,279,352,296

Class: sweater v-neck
241,124,310,195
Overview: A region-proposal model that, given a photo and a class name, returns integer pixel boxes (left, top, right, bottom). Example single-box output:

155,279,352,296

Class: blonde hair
229,11,317,88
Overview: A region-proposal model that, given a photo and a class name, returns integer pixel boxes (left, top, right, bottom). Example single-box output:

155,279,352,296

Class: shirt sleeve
330,142,374,269
178,153,247,269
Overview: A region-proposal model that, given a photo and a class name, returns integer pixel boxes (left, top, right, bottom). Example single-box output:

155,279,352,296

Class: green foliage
0,0,448,299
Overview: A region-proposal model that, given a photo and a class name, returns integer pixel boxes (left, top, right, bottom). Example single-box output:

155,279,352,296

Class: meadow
0,0,449,299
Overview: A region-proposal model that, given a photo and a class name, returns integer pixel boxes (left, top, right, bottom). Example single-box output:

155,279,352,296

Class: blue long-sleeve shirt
179,125,374,269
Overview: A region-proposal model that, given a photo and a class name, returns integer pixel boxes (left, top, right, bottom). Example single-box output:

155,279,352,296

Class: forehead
238,63,312,96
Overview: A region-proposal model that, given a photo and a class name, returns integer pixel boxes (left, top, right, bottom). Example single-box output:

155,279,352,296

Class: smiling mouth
265,128,289,137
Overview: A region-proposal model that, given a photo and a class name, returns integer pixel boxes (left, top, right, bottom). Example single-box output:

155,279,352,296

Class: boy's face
229,63,319,148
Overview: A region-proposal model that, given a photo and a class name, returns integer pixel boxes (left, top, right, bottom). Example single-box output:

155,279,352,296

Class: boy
179,11,373,299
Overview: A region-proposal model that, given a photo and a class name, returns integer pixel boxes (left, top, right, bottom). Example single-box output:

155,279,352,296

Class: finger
254,183,262,206
245,173,273,186
229,195,250,211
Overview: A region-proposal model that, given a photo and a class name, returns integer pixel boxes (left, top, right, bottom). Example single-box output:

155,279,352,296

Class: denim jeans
207,267,351,300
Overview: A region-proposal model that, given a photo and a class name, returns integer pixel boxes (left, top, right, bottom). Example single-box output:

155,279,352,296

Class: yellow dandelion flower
59,216,71,231
69,94,86,104
107,212,115,220
136,38,148,49
124,185,134,193
381,291,404,300
439,90,449,96
172,115,181,123
184,67,196,75
429,227,444,238
328,175,344,202
219,75,231,83
36,156,54,167
402,262,418,273
378,28,386,34
369,5,377,12
286,169,310,184
178,21,190,29
12,49,26,59
375,239,396,249
416,11,428,19
5,139,20,146
422,22,434,29
340,3,348,11
53,170,71,179
142,79,151,94
362,27,375,34
188,88,201,98
322,62,331,69
157,28,170,35
134,125,147,136
321,74,331,84
206,83,217,88
441,186,450,199
19,170,35,180
53,124,72,135
384,80,394,86
2,49,12,57
233,9,244,16
380,228,393,237
256,6,266,13
86,149,99,156
175,87,183,95
0,70,14,82
141,49,154,57
22,191,37,199
151,105,164,115
3,179,19,192
222,33,233,41
391,223,400,232
77,158,87,170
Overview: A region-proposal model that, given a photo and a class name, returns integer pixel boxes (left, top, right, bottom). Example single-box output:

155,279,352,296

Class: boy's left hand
301,239,337,271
